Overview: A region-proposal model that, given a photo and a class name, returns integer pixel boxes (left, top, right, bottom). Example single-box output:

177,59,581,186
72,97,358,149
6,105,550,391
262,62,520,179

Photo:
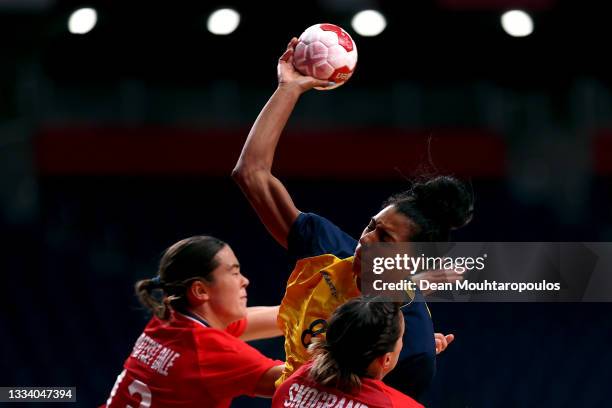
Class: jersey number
301,319,328,348
107,370,152,408
127,379,152,408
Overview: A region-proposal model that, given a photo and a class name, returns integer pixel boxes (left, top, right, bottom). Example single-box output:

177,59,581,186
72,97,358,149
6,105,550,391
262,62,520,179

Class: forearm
232,39,325,247
241,305,282,341
234,84,303,174
254,364,285,397
232,84,303,247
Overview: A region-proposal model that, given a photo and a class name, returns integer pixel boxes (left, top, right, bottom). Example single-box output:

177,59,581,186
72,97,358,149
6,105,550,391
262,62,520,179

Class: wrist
277,82,304,97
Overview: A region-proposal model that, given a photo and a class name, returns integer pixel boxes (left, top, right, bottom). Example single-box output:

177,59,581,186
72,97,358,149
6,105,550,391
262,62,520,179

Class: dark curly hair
383,175,474,241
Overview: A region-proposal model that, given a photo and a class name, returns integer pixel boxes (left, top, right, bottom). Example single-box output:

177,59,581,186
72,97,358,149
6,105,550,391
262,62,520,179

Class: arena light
351,9,386,37
68,7,97,35
501,10,533,38
207,8,241,35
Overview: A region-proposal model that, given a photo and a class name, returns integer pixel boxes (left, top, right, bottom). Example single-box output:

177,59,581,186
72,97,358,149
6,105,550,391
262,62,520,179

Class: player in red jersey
273,297,423,408
103,236,284,408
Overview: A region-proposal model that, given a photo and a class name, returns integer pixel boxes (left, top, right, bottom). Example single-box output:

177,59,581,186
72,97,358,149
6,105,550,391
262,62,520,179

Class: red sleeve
381,383,424,408
225,318,247,337
197,330,282,399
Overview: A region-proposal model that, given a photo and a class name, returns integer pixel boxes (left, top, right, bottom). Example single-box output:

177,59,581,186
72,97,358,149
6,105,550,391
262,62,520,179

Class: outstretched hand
277,37,334,92
435,333,455,355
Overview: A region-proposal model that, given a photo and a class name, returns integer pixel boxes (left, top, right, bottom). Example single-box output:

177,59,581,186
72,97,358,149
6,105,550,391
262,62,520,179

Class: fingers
423,268,464,283
435,339,443,354
287,37,299,49
434,333,447,354
280,37,299,61
279,47,293,63
313,80,335,89
445,270,463,283
280,37,299,63
434,332,454,354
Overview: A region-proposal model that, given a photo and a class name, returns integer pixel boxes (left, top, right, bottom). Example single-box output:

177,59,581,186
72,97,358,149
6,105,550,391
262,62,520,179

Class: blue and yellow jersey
276,254,360,385
278,212,436,398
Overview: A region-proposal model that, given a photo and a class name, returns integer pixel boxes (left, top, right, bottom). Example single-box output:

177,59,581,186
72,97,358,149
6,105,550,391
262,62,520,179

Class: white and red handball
293,23,358,90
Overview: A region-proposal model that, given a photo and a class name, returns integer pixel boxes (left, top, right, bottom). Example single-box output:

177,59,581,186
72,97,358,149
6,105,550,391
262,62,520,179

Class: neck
366,363,385,381
187,305,227,329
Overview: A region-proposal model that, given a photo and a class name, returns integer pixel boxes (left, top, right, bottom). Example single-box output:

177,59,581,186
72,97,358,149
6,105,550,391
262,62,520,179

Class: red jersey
104,311,281,408
272,362,423,408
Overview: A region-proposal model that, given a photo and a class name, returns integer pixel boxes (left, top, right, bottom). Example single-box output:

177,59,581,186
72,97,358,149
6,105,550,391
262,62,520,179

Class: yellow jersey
276,254,360,385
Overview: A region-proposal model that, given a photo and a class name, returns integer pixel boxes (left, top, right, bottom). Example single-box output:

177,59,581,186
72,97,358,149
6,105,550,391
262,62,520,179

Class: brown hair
135,236,227,320
308,298,402,393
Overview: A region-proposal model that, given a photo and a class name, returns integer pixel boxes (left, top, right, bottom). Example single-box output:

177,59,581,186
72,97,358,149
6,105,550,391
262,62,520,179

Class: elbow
231,164,255,188
231,162,251,185
231,164,245,184
231,164,267,189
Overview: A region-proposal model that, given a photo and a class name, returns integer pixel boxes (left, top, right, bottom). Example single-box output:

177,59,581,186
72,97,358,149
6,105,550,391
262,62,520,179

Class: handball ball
293,23,358,90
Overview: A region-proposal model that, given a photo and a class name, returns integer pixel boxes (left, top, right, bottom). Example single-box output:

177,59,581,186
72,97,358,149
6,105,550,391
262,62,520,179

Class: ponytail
135,236,227,320
135,278,173,320
309,340,362,392
308,299,402,393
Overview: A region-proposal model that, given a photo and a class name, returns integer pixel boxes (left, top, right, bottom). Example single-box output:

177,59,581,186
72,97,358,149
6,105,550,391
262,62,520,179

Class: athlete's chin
237,299,248,316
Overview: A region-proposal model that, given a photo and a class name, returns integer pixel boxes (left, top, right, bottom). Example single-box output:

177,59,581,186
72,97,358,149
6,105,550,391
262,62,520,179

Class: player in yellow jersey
233,38,471,400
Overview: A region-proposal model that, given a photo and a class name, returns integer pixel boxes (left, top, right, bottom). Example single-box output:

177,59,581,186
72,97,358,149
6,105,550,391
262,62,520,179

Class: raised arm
232,38,331,248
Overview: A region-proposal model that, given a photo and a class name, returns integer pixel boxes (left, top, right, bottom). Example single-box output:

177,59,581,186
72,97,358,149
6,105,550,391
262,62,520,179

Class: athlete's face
353,205,417,275
205,245,249,326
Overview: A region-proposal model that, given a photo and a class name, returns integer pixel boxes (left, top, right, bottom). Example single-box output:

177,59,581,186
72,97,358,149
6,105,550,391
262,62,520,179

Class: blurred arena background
1,0,612,406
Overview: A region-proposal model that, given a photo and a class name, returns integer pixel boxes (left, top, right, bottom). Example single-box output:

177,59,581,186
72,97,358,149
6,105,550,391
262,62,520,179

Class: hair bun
412,176,474,230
